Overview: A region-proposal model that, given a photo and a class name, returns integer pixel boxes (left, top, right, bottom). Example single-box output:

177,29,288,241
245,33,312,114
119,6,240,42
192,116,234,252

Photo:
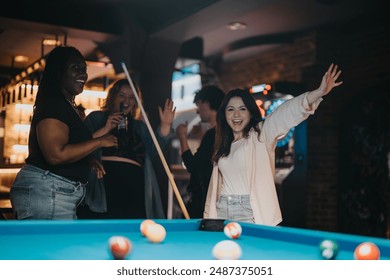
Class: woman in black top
10,46,117,220
78,79,175,219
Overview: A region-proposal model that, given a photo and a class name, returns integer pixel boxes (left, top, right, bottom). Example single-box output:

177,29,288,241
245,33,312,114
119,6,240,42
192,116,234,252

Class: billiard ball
108,236,132,260
354,242,380,260
319,239,339,260
145,223,166,243
224,222,242,239
212,240,242,260
140,219,156,236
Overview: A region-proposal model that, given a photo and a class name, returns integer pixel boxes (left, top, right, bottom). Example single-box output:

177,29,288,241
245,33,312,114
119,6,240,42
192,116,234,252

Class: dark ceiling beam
0,1,123,35
179,37,203,60
0,0,219,35
223,31,300,56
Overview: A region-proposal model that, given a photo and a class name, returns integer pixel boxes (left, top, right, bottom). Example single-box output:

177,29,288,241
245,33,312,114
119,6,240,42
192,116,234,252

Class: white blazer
204,92,322,225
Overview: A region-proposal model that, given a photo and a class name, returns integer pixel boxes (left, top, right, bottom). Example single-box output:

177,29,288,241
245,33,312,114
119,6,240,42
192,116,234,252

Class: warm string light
249,83,272,95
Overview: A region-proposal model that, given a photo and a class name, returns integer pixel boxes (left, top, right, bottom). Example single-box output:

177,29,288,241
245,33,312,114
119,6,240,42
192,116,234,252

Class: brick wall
217,31,317,92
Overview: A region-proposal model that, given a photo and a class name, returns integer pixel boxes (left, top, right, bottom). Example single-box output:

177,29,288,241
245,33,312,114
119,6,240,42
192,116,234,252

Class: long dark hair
34,46,83,108
102,78,142,120
213,88,262,163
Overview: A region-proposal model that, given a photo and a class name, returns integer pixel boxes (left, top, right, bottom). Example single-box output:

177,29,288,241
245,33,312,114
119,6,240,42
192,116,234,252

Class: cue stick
121,62,190,220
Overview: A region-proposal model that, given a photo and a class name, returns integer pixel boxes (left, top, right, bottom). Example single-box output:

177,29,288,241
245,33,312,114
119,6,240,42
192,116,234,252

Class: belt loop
77,181,88,189
42,170,49,179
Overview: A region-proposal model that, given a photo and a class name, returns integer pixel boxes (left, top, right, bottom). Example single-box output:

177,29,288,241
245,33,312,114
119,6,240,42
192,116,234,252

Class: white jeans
216,194,254,223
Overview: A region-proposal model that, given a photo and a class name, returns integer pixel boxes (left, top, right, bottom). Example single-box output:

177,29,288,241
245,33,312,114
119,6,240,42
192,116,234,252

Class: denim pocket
240,203,253,215
54,182,77,195
52,181,84,219
236,202,254,222
241,201,253,211
10,185,31,220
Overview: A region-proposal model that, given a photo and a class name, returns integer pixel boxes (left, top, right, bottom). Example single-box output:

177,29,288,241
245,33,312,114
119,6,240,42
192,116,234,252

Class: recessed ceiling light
227,22,247,31
14,55,29,63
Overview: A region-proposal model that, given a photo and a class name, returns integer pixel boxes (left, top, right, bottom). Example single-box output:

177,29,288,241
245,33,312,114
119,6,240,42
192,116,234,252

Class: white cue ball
212,240,242,260
146,223,166,243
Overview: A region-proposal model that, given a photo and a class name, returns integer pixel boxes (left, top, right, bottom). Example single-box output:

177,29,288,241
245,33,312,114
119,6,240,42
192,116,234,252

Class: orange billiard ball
354,242,380,260
224,222,242,239
108,236,132,260
140,219,156,236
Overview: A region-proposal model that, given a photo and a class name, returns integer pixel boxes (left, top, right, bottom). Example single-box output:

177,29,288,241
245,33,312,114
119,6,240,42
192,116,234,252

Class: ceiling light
13,55,29,63
42,39,61,46
227,22,247,31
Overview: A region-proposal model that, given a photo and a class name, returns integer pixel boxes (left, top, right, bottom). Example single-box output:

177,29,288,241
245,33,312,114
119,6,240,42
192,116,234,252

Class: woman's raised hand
159,98,176,126
317,63,343,97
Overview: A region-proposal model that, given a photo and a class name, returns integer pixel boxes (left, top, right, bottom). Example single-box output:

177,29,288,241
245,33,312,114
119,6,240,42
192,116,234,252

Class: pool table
0,219,389,260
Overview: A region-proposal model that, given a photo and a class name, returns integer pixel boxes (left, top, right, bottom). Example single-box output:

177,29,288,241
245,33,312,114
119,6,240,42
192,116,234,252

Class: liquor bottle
117,102,128,150
118,102,127,132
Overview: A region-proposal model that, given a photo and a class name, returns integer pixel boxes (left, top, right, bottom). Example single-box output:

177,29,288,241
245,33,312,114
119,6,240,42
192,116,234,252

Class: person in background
78,79,175,219
204,63,343,225
175,85,225,218
10,46,117,220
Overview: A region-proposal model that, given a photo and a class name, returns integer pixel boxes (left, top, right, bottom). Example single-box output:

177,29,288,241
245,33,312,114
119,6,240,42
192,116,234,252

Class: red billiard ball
354,242,380,260
108,236,132,260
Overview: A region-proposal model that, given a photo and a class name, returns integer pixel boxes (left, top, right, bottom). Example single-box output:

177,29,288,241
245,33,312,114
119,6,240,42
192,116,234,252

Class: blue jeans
216,194,254,223
10,164,86,220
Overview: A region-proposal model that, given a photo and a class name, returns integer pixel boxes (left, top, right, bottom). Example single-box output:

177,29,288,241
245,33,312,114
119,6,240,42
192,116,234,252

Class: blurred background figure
175,85,225,218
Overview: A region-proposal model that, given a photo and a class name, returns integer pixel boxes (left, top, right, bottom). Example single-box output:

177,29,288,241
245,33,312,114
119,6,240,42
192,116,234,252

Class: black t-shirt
26,95,92,183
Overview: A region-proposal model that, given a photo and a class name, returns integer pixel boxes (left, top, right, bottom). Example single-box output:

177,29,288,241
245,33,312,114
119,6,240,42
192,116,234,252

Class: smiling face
113,84,136,114
225,96,251,140
61,52,88,98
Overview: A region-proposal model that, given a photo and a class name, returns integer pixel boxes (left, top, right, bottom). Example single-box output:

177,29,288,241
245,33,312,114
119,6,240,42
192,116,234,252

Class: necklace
65,97,82,119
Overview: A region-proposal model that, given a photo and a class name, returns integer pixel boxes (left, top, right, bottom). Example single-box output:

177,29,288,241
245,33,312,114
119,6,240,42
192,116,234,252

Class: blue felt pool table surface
0,219,389,260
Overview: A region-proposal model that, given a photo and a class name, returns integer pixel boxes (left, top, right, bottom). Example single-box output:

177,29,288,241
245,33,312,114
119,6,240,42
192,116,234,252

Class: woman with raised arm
204,64,343,225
